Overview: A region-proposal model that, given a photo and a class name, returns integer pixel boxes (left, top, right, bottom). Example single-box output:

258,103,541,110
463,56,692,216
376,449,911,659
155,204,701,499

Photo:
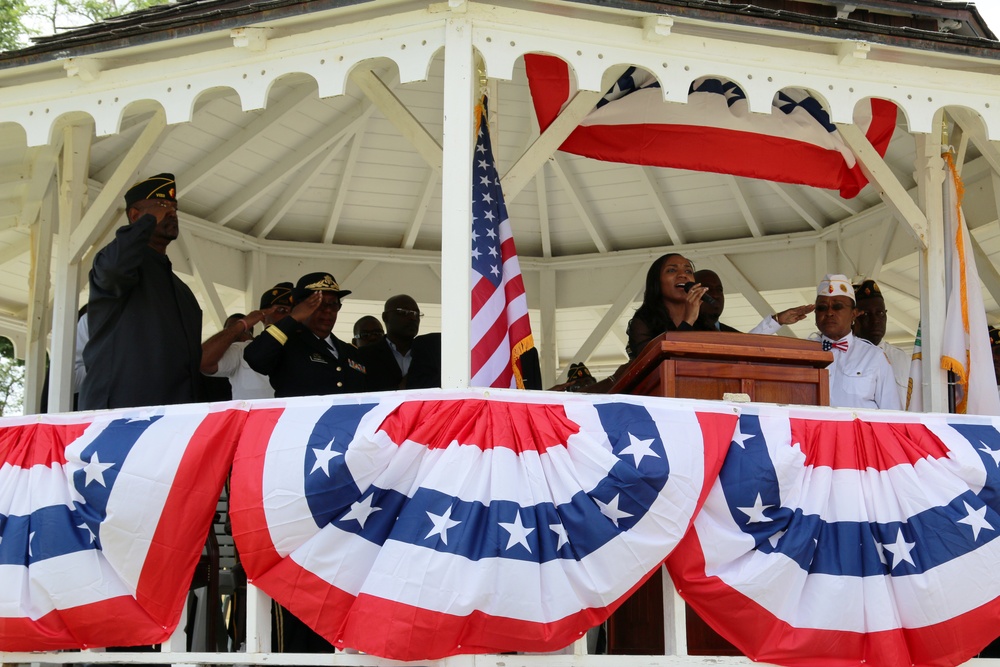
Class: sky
972,2,1000,36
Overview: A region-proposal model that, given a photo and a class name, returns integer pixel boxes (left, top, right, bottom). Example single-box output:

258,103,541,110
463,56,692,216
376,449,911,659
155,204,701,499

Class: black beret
259,282,294,309
125,173,177,209
853,279,883,303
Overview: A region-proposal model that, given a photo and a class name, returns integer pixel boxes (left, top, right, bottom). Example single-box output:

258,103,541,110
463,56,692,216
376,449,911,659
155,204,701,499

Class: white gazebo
1,2,1000,659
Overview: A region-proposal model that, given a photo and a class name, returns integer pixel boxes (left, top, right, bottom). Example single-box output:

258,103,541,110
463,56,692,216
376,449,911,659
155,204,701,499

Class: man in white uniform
814,274,901,410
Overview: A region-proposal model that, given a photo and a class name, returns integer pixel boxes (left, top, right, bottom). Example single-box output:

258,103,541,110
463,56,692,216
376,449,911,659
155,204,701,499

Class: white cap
817,274,855,302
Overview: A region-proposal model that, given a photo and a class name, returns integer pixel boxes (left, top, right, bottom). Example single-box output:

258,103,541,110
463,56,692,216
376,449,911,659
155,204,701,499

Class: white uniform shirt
208,340,274,400
822,332,901,410
878,340,911,406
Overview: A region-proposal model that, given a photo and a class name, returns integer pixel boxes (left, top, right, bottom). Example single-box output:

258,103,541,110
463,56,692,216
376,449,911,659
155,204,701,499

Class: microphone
682,282,717,305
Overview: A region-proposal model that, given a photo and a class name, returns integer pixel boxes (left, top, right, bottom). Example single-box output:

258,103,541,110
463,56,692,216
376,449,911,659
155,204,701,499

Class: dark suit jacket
358,338,405,392
243,316,367,397
406,333,442,389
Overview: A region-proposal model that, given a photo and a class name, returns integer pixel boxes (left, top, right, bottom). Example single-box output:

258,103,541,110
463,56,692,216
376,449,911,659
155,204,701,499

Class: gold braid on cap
304,275,341,291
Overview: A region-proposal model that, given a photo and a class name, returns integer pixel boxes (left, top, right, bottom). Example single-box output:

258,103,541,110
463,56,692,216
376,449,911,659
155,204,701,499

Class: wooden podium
605,331,832,655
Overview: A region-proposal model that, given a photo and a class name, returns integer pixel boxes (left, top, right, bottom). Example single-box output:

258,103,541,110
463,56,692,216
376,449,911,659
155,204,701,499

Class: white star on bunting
882,528,916,570
957,501,993,541
310,439,341,476
499,511,535,552
341,494,382,529
620,432,659,467
594,494,632,527
83,452,115,487
737,493,774,523
425,506,461,546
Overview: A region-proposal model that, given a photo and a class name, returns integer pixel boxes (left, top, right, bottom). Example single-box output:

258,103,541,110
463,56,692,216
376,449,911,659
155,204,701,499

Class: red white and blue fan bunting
229,389,735,660
0,405,245,650
524,55,897,198
667,404,1000,667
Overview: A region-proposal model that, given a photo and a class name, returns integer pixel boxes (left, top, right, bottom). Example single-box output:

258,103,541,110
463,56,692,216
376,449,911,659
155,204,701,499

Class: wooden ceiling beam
252,137,345,239
550,153,609,253
324,130,367,245
726,176,763,238
349,69,441,170
838,122,929,249
636,166,685,246
178,85,315,196
69,111,166,263
209,99,373,227
400,166,440,250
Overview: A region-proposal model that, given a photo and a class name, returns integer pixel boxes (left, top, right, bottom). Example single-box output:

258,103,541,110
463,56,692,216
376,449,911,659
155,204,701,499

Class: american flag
470,97,536,389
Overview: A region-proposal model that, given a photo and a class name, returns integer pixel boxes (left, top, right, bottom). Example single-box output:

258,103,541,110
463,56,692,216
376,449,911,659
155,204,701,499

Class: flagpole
439,16,475,389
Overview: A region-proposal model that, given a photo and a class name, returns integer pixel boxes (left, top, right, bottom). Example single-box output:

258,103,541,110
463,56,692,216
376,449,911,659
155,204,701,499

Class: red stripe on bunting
790,420,951,471
0,596,175,651
228,408,286,577
378,400,580,453
0,423,88,468
253,538,657,660
667,529,1000,667
134,408,247,629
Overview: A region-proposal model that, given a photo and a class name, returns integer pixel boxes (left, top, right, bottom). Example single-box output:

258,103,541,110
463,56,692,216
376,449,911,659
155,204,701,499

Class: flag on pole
470,96,541,389
941,152,1000,415
524,55,897,198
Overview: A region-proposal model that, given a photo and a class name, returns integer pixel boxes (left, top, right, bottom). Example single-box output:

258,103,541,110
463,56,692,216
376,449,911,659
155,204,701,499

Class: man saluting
79,173,202,410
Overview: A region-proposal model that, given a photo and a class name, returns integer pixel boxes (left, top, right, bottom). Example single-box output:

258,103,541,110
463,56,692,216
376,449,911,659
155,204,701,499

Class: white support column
539,268,557,387
439,15,474,389
244,249,268,315
244,583,272,653
50,123,92,413
914,131,949,412
23,191,55,414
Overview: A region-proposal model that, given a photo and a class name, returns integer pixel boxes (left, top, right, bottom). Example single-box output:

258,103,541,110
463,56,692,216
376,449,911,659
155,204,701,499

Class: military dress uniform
243,315,367,397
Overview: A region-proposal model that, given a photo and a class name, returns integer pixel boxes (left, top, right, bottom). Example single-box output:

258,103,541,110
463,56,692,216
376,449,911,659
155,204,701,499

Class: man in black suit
243,272,367,398
359,294,422,391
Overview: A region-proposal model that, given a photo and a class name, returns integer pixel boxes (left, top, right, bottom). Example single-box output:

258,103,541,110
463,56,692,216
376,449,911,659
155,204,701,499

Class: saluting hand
775,304,816,325
291,292,322,323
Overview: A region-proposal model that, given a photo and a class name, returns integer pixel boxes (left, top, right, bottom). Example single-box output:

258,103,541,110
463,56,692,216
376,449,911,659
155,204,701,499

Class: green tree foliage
0,337,24,416
2,0,166,50
0,0,28,51
33,0,164,33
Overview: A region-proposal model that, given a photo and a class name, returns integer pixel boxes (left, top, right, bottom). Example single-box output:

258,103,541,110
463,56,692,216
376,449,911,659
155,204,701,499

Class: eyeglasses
815,303,851,313
354,331,382,341
393,308,423,319
317,299,342,312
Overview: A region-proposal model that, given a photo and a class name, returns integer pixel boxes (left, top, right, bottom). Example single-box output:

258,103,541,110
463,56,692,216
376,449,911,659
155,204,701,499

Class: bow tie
823,339,848,352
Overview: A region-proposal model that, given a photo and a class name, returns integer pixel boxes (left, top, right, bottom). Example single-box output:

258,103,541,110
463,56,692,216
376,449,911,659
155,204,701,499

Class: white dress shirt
821,332,901,410
208,340,274,400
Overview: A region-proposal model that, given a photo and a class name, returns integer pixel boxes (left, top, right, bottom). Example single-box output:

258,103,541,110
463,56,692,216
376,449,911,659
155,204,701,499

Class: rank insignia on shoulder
348,358,366,374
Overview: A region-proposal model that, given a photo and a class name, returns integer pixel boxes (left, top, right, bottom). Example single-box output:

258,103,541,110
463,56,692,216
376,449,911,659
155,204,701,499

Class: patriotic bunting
5,393,1000,666
524,55,897,198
